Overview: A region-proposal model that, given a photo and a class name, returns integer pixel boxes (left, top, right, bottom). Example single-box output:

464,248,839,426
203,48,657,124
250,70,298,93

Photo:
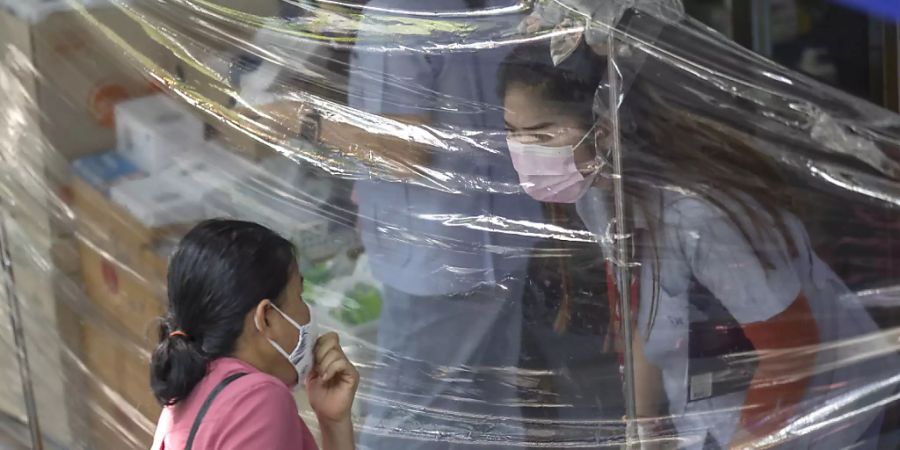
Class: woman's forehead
505,102,585,129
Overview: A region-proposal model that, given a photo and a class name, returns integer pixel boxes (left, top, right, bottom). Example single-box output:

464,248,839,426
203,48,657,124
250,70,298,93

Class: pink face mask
507,133,597,203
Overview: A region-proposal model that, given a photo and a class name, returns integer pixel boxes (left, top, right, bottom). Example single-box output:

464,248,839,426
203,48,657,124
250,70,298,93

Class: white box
171,141,260,189
109,175,207,228
110,142,257,227
115,94,205,173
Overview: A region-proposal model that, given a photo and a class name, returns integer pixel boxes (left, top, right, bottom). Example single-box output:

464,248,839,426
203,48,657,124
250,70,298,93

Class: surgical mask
507,131,598,203
257,305,318,388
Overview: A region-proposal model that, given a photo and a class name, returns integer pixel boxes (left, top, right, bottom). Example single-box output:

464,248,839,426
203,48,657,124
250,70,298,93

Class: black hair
150,219,295,406
497,41,606,125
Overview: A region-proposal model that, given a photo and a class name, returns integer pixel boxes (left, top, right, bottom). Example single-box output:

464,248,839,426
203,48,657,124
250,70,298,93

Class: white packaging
168,141,260,191
115,93,205,173
110,142,255,227
109,173,207,228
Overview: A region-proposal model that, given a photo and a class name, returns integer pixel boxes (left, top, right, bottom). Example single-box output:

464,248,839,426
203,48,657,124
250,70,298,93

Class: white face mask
257,304,318,388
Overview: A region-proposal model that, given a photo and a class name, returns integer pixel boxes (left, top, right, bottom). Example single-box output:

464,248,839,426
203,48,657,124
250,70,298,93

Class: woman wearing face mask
498,42,898,449
150,219,358,450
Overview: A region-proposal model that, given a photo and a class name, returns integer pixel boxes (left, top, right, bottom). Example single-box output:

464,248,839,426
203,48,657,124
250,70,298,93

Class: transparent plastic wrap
1,0,899,449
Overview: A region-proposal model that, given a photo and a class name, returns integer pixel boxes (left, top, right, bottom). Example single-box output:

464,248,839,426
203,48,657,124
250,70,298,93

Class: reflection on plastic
1,0,900,449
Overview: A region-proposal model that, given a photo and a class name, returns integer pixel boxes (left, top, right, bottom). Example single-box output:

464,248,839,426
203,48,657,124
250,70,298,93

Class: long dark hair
150,219,295,406
498,42,800,333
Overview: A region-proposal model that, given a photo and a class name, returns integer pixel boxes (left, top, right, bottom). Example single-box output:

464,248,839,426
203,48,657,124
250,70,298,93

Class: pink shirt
152,358,319,450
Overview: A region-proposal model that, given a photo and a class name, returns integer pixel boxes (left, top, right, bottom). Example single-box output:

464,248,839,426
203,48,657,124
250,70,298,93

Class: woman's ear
254,299,274,337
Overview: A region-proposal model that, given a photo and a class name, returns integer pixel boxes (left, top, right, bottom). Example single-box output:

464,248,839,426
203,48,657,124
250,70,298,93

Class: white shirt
576,187,899,449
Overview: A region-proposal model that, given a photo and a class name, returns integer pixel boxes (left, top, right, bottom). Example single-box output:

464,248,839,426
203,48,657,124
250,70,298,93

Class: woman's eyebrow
504,120,555,131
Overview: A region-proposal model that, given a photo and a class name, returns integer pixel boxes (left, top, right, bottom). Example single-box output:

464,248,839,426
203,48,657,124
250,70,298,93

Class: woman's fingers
312,332,358,382
317,349,344,379
321,356,358,384
314,332,340,361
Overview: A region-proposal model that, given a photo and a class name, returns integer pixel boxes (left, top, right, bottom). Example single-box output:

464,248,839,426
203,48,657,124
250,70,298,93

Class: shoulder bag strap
184,372,248,450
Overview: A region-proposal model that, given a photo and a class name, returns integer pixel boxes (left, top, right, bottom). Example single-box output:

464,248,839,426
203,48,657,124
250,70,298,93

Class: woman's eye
520,133,555,144
511,128,573,144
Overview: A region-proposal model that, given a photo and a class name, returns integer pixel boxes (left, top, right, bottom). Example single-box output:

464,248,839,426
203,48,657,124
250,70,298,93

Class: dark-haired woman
150,219,358,450
498,42,898,449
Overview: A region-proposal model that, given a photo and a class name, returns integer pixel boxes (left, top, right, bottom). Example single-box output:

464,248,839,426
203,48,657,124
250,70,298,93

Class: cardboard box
69,169,205,436
81,322,123,394
70,176,182,268
82,358,156,450
70,143,256,320
77,238,165,342
121,345,161,422
0,4,176,161
210,121,276,161
81,317,161,419
0,2,219,446
69,173,179,341
75,226,165,443
0,7,176,439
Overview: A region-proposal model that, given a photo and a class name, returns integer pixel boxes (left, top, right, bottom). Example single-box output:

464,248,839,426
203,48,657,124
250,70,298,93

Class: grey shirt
347,0,541,295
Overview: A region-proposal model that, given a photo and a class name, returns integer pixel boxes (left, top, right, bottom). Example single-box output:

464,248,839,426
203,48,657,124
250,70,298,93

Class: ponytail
150,323,210,406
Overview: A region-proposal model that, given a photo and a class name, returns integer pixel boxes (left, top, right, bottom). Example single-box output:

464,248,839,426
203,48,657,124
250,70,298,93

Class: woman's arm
633,329,666,418
240,100,433,177
632,331,676,449
318,416,355,450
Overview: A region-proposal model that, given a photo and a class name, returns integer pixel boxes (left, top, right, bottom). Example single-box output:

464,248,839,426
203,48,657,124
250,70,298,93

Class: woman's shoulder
184,357,297,422
661,191,804,235
208,358,294,404
659,192,811,263
155,360,302,450
200,360,301,434
194,364,314,449
661,192,748,225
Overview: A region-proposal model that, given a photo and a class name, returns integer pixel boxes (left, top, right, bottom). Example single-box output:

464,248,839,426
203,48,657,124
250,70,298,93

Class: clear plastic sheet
1,0,899,449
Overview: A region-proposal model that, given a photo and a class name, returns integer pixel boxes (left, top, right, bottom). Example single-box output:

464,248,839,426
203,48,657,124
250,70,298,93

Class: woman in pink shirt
150,219,359,450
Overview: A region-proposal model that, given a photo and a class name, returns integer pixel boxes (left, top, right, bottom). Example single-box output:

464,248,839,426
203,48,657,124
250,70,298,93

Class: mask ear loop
254,304,296,363
254,303,306,342
270,303,305,330
572,120,608,175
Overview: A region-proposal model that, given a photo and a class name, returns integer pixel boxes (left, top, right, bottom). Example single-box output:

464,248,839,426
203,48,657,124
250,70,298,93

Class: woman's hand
306,332,360,423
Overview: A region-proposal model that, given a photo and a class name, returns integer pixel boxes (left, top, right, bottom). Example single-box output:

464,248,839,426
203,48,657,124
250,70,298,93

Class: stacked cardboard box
70,173,180,448
2,2,358,448
0,1,177,447
67,90,261,448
